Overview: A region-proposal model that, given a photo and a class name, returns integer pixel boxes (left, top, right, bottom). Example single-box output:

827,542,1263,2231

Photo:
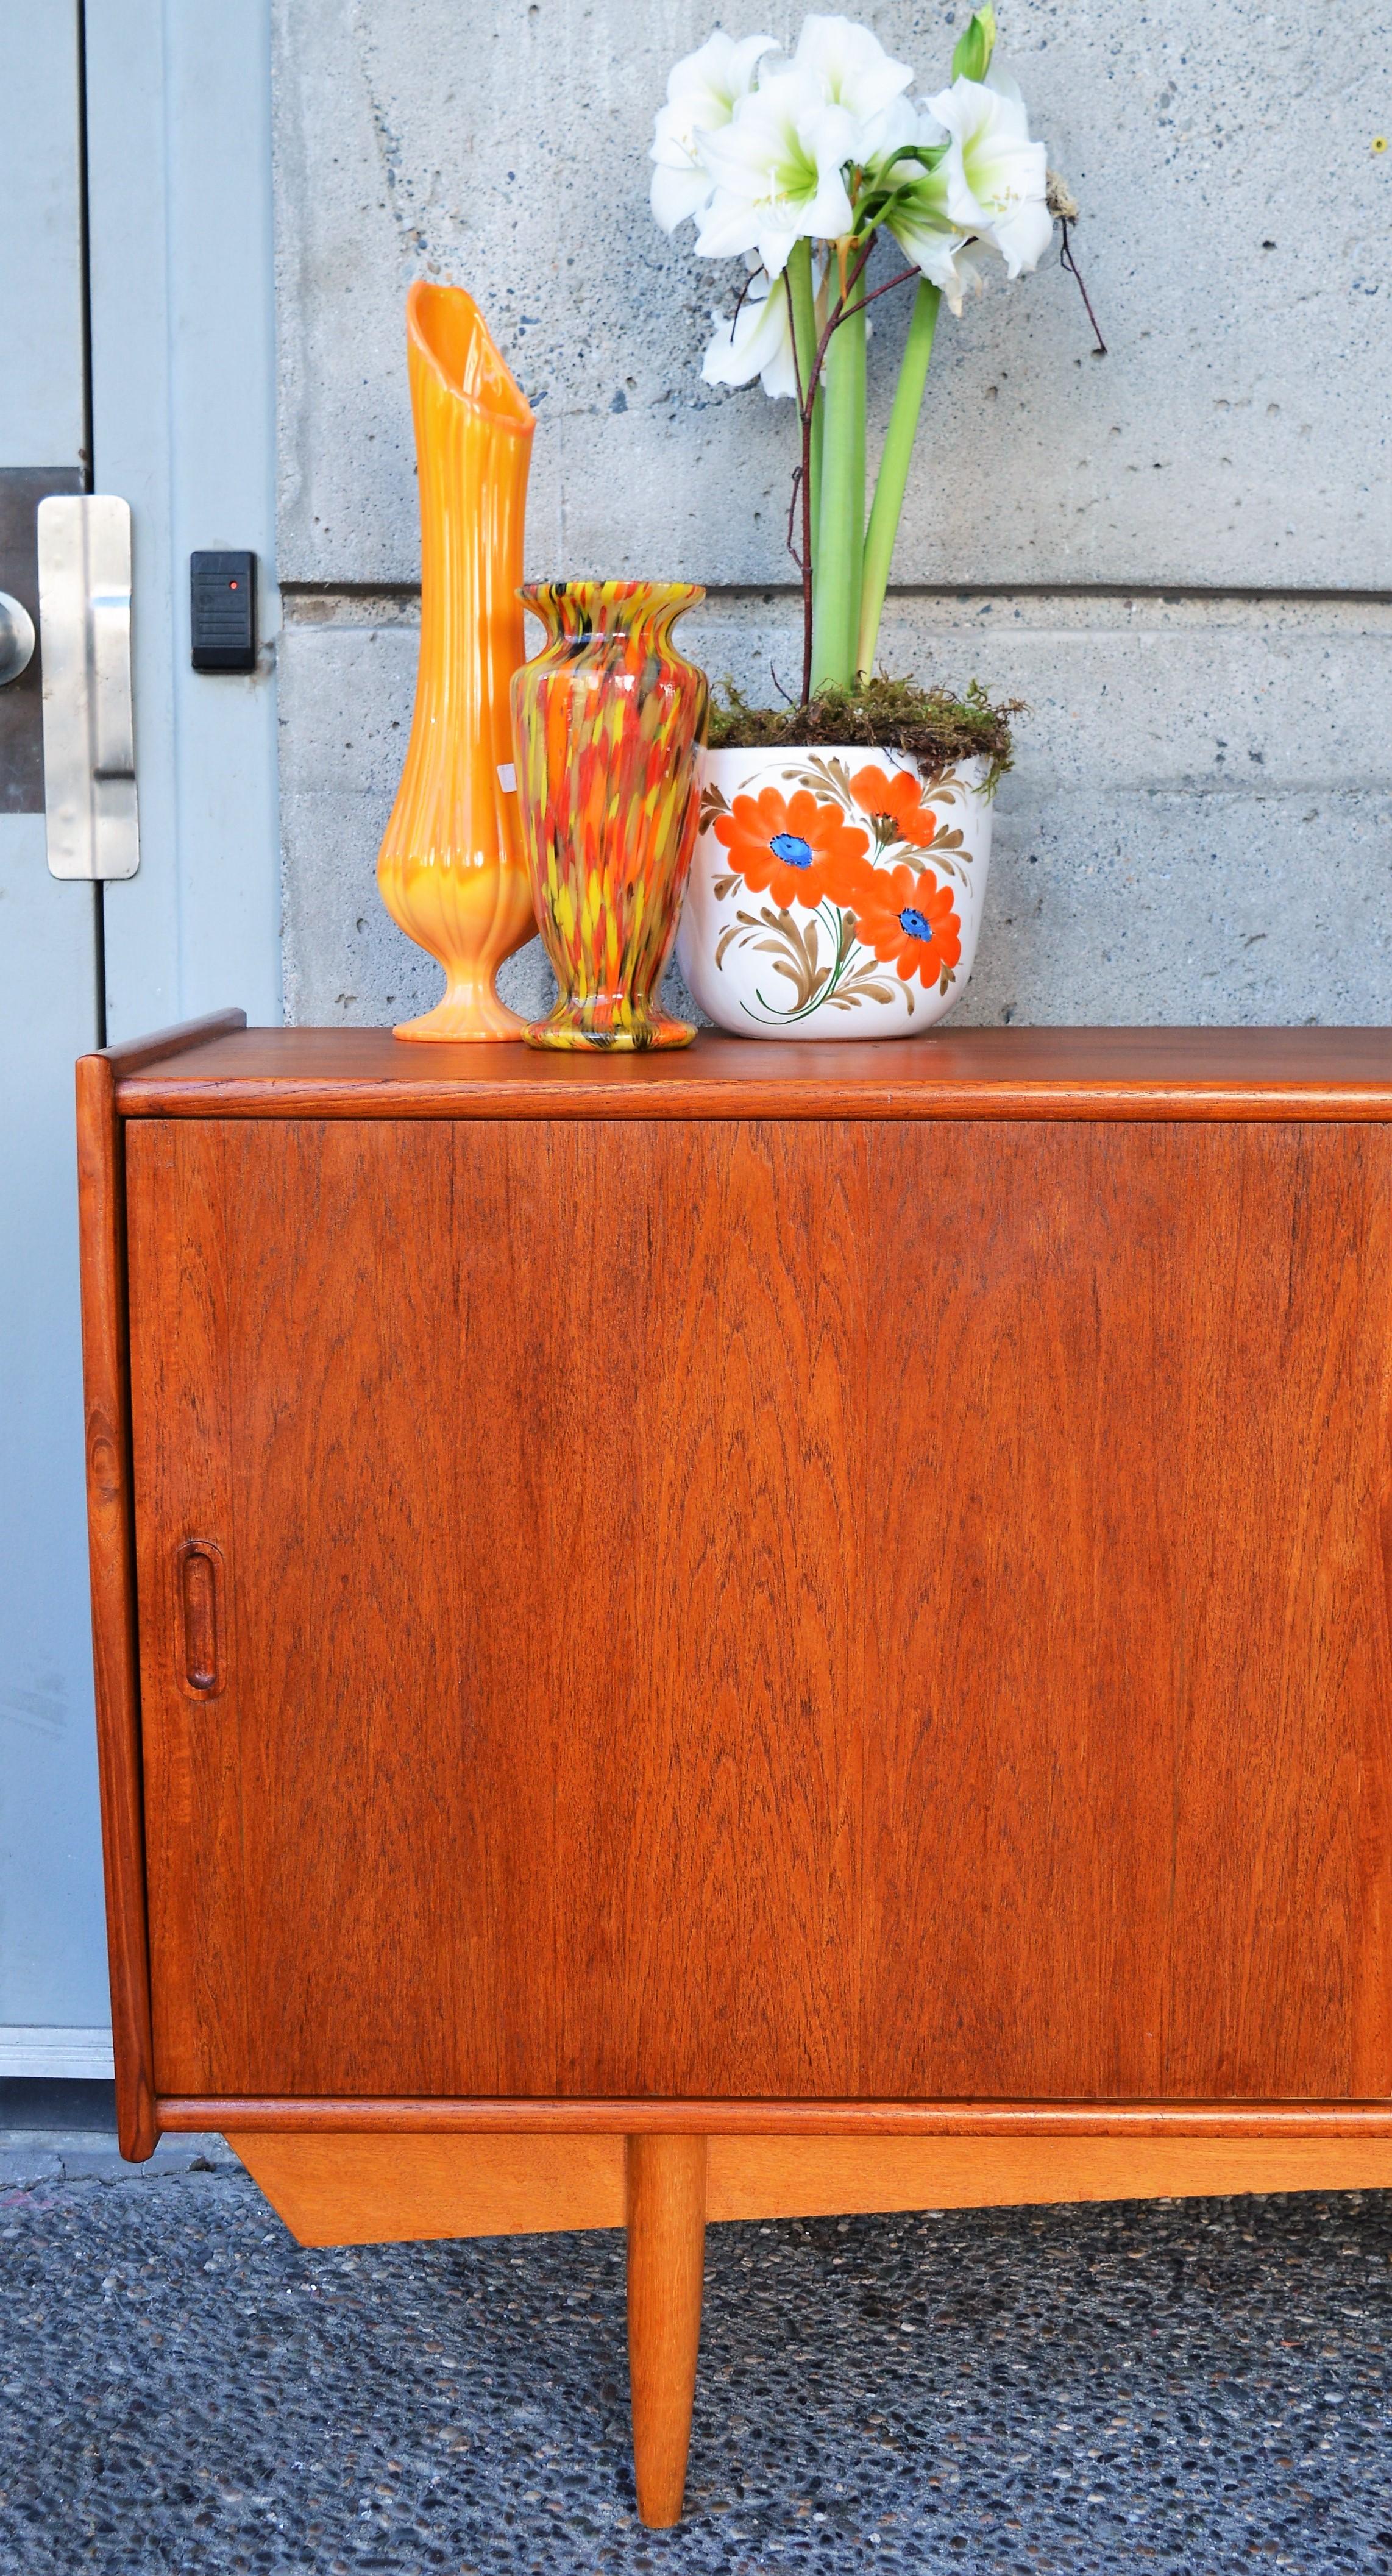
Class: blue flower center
769,832,814,869
899,905,934,942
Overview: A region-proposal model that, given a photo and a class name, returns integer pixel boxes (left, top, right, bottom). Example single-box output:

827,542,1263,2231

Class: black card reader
190,551,257,672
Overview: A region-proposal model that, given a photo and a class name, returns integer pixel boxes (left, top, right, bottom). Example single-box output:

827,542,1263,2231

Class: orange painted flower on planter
714,785,869,910
850,763,943,851
849,859,962,989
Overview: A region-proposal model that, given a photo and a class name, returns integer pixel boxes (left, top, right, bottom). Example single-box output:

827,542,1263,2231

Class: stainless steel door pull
37,495,139,881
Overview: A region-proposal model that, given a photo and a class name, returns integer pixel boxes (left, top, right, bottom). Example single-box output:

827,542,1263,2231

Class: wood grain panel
1164,1127,1392,2093
223,2129,1392,2250
75,1052,157,2161
704,2135,1392,2217
127,1123,247,2093
140,1119,483,2096
227,2131,625,2243
862,1121,1392,2102
126,1099,1392,2113
516,1119,862,2093
128,1119,862,2099
77,1015,246,2159
115,1025,1392,1125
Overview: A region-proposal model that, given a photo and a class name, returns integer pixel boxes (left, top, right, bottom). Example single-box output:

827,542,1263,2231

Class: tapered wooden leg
625,2133,707,2528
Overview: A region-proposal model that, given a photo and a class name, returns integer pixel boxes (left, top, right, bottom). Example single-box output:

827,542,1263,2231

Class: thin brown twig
786,463,805,571
836,263,923,325
727,266,761,338
1059,218,1107,355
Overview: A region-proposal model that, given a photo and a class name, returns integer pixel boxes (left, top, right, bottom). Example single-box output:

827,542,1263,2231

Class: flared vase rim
405,280,533,433
518,578,705,627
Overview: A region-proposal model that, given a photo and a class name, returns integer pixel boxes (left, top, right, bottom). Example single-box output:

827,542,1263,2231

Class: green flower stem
812,288,866,693
786,240,821,575
856,277,940,683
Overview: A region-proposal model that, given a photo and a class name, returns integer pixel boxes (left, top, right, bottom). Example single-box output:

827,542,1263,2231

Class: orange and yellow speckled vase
376,283,538,1041
511,581,708,1051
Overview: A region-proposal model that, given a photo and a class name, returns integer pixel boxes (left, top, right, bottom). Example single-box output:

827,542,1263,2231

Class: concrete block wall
272,0,1392,1028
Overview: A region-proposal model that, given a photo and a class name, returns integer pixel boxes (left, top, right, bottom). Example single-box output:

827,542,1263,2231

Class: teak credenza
78,1015,1392,2524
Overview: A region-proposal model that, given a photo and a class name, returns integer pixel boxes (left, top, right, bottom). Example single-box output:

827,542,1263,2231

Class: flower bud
950,7,996,84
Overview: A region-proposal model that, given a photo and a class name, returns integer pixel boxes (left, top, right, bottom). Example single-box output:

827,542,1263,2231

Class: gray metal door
0,9,108,2074
0,1,281,2074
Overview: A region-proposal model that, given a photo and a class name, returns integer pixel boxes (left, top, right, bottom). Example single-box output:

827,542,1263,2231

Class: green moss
705,673,1021,795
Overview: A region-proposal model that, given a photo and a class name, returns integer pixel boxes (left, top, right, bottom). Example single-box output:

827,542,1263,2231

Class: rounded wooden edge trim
114,1080,1392,1123
91,1005,247,1081
157,2097,1392,2140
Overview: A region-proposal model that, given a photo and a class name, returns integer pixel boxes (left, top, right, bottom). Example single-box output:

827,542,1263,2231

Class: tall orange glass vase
376,282,538,1041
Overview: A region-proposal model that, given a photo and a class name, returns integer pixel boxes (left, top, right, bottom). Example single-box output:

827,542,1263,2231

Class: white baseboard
0,2026,116,2079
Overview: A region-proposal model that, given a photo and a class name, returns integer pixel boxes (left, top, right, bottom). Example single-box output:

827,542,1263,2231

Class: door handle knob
36,495,139,881
0,590,35,686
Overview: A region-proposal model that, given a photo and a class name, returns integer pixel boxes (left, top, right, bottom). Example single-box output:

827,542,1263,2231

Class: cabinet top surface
100,1023,1392,1121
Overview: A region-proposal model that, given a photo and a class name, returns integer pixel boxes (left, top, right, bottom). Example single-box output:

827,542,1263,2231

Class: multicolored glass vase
375,282,538,1041
510,581,708,1051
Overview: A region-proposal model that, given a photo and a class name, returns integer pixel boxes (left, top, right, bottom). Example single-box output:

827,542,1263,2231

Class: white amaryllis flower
884,188,982,312
695,68,859,276
790,13,914,158
920,71,1053,277
650,30,778,233
875,108,968,310
701,269,800,399
875,107,984,313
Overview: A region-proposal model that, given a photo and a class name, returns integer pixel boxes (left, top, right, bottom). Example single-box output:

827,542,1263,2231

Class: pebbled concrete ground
2,2163,1391,2574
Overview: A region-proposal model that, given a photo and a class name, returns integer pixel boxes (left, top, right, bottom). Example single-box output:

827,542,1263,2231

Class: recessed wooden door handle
177,1541,224,1697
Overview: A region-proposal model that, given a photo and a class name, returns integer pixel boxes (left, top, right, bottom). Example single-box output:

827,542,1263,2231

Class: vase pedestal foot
392,979,528,1043
524,999,695,1053
626,2134,706,2529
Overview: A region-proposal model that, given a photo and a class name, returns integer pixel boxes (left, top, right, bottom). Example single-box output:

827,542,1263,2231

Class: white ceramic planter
676,744,993,1040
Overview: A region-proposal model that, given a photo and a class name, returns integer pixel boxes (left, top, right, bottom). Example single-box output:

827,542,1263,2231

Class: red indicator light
229,580,239,590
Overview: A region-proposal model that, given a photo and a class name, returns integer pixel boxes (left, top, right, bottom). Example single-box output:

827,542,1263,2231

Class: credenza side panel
862,1119,1392,2101
126,1116,862,2099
